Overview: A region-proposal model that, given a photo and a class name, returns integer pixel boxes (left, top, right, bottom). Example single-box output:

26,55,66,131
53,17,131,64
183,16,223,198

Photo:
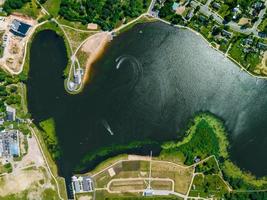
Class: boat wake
102,120,114,136
115,55,143,90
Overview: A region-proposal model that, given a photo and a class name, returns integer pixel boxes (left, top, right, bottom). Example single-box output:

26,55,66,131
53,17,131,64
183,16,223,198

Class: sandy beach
80,32,112,83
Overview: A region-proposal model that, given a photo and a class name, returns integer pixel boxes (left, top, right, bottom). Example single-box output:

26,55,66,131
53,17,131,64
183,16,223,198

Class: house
198,15,208,24
257,42,267,50
6,105,16,121
258,32,267,38
212,2,221,10
253,1,264,10
243,38,253,46
221,29,232,38
172,2,180,11
194,156,201,163
186,9,194,20
10,19,31,37
0,118,4,125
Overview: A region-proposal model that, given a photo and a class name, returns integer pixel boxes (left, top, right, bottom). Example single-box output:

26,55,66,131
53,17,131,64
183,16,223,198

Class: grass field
151,162,193,194
42,0,61,17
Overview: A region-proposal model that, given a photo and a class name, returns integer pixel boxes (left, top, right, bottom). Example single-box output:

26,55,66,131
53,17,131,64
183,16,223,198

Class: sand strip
81,32,112,83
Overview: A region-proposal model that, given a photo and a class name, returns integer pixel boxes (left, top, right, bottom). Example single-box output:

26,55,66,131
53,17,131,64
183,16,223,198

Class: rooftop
10,19,31,37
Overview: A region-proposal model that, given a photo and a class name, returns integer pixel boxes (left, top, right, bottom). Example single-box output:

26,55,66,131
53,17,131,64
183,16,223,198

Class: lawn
217,4,230,18
151,161,193,194
63,26,96,53
229,38,261,70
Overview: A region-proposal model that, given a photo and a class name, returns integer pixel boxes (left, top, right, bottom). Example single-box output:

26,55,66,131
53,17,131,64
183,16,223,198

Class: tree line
58,0,149,30
3,0,31,14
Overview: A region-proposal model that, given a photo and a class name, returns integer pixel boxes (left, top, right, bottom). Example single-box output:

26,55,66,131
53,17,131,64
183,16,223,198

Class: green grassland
42,0,61,17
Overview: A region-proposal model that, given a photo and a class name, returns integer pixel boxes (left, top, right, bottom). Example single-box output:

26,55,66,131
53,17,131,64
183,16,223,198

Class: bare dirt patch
0,15,37,74
238,18,251,26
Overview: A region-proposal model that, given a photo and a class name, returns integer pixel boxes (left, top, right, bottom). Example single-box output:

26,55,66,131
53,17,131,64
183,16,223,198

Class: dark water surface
27,22,267,187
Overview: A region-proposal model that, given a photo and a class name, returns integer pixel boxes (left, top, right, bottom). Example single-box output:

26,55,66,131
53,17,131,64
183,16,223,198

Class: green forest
3,0,31,14
58,0,150,30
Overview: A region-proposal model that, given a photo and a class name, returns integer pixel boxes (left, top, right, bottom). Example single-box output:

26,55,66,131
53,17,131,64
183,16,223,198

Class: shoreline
80,32,113,85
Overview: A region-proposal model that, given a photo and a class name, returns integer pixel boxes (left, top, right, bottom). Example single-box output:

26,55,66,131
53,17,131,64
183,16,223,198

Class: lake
27,22,267,192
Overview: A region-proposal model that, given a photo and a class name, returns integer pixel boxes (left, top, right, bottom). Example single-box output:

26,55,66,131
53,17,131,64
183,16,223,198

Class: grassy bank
19,21,69,199
160,113,267,191
75,140,159,173
116,15,157,35
22,20,71,79
39,118,61,160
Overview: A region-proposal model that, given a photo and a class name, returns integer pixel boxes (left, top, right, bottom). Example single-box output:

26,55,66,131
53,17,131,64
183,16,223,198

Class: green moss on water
75,140,159,172
39,118,61,160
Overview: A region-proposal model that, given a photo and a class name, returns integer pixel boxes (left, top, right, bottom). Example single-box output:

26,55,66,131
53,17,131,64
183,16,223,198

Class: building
10,19,31,37
253,1,264,10
6,105,16,121
0,118,4,125
0,130,20,159
212,2,221,10
198,15,208,24
186,9,194,20
243,38,253,46
172,2,180,11
221,29,232,38
72,176,81,193
194,156,201,163
82,176,93,192
143,189,154,196
72,176,94,194
257,42,267,50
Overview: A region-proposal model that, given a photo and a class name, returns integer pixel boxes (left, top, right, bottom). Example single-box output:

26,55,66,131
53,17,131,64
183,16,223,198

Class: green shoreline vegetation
160,113,267,190
21,21,70,199
75,140,159,172
39,118,61,160
87,113,267,199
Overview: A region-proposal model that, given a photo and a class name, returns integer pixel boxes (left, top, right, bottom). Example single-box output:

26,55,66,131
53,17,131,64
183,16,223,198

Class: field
42,0,61,17
78,155,194,199
151,161,193,194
